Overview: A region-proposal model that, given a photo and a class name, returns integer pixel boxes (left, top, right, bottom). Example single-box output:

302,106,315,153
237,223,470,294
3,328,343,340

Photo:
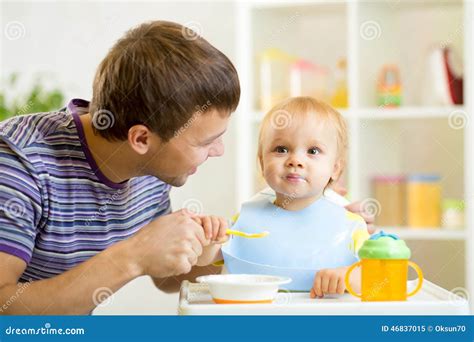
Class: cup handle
407,261,424,297
344,261,362,298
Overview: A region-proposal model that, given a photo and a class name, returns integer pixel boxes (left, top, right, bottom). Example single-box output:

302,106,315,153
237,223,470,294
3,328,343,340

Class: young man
0,21,240,315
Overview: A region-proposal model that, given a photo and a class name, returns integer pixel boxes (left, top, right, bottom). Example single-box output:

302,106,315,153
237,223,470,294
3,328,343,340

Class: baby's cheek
310,162,332,179
264,172,280,188
263,164,279,180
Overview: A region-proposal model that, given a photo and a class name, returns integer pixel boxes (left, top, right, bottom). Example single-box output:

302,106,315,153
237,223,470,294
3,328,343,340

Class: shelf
354,106,466,120
251,0,344,10
237,0,473,313
251,106,465,122
380,227,466,240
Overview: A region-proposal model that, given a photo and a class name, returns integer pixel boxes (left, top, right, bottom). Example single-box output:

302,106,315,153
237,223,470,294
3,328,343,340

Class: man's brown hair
89,20,240,142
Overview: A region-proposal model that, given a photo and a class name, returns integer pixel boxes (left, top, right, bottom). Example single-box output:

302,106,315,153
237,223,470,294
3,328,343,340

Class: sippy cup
345,231,423,301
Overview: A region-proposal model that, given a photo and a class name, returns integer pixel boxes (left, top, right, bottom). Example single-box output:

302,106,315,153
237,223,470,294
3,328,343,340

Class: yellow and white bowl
196,274,292,304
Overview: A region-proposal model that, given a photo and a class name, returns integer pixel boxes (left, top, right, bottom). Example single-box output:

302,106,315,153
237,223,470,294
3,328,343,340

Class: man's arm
0,238,141,315
0,208,208,315
152,264,223,293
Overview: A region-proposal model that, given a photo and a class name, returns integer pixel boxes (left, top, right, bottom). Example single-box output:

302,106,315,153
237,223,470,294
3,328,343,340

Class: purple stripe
0,244,31,264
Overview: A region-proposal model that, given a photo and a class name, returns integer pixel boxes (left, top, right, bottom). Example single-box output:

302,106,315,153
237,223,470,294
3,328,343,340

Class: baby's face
260,114,341,203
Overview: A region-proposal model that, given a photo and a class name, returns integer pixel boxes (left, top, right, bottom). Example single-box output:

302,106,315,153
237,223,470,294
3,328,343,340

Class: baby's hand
192,215,229,244
310,266,349,298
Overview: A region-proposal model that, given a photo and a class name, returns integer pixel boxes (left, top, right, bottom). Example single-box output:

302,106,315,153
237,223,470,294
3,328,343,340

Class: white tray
178,279,470,315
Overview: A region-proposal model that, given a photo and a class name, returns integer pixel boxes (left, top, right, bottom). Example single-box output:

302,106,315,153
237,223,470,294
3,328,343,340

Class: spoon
226,229,269,239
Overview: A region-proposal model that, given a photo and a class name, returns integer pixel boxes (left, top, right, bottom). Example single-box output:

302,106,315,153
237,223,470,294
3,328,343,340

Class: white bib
222,191,368,291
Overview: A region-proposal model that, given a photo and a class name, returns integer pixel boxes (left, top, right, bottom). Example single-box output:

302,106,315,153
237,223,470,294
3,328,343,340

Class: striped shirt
0,99,171,282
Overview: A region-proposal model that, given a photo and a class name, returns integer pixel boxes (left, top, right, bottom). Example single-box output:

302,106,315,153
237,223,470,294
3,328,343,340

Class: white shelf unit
352,105,465,119
234,0,473,311
382,227,466,241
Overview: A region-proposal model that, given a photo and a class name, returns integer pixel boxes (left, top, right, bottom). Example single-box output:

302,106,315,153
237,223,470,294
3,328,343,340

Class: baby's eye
308,147,321,155
274,146,288,153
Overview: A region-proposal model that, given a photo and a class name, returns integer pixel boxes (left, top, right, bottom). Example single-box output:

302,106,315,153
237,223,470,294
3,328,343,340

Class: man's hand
345,201,376,234
129,209,208,279
331,181,376,234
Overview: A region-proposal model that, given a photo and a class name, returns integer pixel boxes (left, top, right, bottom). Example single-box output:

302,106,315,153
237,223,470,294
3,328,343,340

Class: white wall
1,0,238,315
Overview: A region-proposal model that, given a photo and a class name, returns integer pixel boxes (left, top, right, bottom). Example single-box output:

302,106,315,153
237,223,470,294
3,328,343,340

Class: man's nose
209,140,224,157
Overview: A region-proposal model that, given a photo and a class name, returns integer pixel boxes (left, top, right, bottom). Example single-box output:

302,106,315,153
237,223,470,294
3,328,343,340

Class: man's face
146,109,229,186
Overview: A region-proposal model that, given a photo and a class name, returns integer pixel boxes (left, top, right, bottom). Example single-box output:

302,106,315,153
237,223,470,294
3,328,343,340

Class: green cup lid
358,231,411,260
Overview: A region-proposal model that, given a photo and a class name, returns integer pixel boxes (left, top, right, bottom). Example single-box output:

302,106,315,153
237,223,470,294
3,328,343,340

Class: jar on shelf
290,59,329,102
372,175,406,227
330,58,348,108
441,199,465,230
259,48,294,112
406,174,441,228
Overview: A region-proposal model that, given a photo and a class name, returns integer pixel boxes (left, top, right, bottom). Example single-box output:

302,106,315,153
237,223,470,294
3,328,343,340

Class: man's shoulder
0,109,74,151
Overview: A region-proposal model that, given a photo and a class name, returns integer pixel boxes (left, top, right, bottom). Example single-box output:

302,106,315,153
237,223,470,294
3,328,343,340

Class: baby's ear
258,155,264,173
331,158,343,181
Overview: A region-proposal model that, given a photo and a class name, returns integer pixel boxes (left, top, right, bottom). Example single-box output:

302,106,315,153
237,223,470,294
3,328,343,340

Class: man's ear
128,124,153,155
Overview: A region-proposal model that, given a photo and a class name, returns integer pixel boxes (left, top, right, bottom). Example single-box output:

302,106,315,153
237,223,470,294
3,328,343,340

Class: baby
195,96,369,298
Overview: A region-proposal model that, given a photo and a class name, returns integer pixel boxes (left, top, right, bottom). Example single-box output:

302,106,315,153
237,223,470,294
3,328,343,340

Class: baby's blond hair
257,96,348,185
